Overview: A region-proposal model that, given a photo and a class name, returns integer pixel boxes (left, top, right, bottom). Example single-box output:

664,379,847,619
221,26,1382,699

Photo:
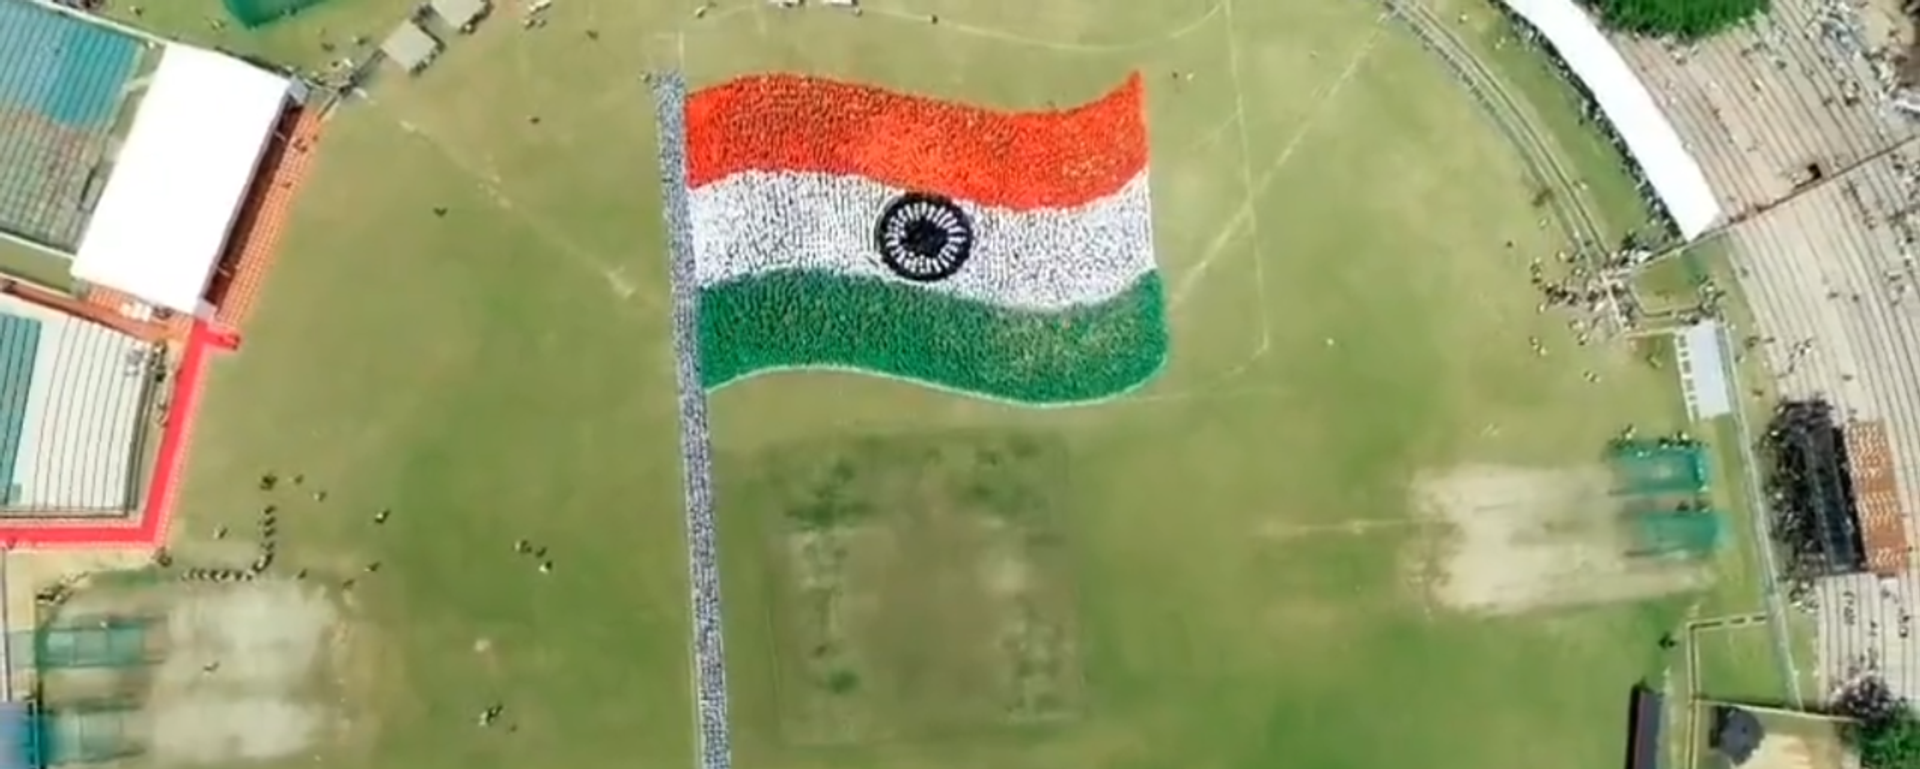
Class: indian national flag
679,73,1167,406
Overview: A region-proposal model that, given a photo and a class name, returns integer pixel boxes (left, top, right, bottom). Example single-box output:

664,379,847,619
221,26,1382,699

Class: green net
221,0,328,28
1630,509,1724,558
35,703,140,765
29,618,157,669
1608,440,1710,496
1606,439,1722,559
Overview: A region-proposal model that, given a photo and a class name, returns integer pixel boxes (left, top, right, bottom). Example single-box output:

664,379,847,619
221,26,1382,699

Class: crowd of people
1834,671,1905,722
1762,399,1868,594
653,71,734,769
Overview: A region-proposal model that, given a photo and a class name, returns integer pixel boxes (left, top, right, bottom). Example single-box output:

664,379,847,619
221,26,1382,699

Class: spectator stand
0,0,157,256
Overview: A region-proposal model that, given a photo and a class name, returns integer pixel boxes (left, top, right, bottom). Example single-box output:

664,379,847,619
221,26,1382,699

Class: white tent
1491,0,1723,241
71,44,290,316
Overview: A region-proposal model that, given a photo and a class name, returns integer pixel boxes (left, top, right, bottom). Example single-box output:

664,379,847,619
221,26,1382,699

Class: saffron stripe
685,73,1149,210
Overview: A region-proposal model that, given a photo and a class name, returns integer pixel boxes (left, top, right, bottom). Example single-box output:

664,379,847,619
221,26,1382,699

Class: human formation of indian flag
670,72,1167,405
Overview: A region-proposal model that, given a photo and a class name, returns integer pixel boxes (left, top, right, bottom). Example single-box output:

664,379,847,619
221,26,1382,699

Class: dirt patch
734,430,1081,744
1739,724,1853,769
137,580,341,765
5,550,153,626
1408,464,1711,616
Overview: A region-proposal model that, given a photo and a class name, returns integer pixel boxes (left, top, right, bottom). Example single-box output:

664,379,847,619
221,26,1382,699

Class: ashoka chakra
873,193,974,282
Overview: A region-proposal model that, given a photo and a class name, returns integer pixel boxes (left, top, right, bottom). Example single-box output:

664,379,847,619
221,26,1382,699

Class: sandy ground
1408,464,1712,616
1735,720,1857,769
51,579,342,766
145,581,337,765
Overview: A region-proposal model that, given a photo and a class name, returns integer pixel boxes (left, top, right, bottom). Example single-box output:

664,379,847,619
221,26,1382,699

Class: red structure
0,106,324,549
1846,421,1911,578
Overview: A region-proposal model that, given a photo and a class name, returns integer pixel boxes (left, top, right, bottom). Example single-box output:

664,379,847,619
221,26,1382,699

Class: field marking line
1256,518,1435,543
376,107,663,310
1170,18,1388,311
843,2,1225,53
1178,112,1242,156
1116,380,1288,407
1217,0,1269,358
646,1,1221,52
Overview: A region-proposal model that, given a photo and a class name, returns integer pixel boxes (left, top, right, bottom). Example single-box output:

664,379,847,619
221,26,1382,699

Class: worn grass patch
724,431,1080,744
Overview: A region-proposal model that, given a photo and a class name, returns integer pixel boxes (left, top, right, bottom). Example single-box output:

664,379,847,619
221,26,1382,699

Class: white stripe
690,171,1155,312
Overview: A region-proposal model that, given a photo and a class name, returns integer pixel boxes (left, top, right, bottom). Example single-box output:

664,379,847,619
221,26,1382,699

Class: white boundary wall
1492,0,1724,240
71,44,289,315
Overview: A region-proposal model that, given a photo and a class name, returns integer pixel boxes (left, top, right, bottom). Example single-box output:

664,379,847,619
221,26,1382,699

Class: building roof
70,44,289,315
431,0,487,27
1491,0,1724,240
1627,684,1663,769
1712,706,1765,765
1677,320,1732,420
382,21,440,72
1844,421,1911,577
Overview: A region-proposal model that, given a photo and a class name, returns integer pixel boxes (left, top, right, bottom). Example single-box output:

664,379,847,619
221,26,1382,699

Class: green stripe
0,314,38,501
698,271,1168,405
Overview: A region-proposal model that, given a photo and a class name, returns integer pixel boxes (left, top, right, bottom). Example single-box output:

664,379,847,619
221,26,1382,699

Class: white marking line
1219,0,1270,356
654,1,1224,53
1180,112,1242,156
857,2,1226,53
1258,518,1431,542
1171,19,1387,311
1116,381,1287,407
385,112,658,308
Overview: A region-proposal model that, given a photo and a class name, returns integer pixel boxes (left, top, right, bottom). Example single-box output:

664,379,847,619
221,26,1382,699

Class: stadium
0,0,315,546
0,0,1913,766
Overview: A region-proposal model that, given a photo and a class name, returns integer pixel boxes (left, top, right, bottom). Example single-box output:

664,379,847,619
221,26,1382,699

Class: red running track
0,321,233,549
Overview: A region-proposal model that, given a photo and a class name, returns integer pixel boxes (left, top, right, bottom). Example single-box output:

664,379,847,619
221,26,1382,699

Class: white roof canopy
1491,0,1724,241
72,44,289,315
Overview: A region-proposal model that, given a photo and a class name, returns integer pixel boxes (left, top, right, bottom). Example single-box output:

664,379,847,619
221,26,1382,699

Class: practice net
222,0,330,28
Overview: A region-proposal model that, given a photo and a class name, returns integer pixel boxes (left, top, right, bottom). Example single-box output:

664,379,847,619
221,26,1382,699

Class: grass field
36,0,1802,767
1694,624,1792,704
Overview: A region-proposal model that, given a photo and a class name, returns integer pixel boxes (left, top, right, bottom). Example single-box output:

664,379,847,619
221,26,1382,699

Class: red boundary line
0,321,231,549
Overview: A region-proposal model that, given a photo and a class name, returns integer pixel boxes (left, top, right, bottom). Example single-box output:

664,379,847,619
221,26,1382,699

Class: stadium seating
1611,0,1920,703
0,0,141,250
0,1,139,127
16,309,145,512
0,314,39,506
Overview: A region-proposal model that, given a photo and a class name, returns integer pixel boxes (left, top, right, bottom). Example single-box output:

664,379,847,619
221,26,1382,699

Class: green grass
108,0,1804,768
1675,239,1820,699
1693,624,1791,705
1437,0,1654,241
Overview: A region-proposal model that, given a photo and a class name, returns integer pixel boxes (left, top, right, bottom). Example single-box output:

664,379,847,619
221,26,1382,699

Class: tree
1581,0,1767,40
1837,677,1920,769
1857,717,1920,769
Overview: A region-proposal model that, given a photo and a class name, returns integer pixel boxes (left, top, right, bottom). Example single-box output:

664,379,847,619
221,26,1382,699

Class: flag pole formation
678,73,1168,406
